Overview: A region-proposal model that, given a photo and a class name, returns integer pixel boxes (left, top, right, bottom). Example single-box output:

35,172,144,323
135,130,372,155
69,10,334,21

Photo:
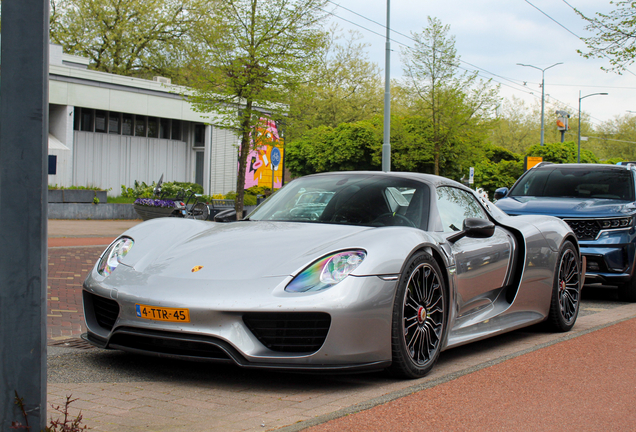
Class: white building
48,44,239,196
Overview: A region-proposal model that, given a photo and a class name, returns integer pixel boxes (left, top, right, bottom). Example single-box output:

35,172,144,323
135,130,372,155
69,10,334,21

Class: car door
435,186,515,319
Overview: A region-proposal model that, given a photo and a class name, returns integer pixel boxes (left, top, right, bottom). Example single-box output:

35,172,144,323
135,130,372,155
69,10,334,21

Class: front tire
547,241,580,332
388,252,446,379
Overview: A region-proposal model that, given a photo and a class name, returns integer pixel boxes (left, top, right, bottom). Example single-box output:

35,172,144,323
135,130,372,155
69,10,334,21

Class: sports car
83,171,582,378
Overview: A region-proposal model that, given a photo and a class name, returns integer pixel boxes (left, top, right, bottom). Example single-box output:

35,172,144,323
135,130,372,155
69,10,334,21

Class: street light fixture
517,62,563,146
578,91,608,163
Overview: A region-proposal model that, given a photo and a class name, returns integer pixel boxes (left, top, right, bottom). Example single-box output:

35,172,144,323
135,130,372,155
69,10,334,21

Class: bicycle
173,189,210,221
153,175,210,221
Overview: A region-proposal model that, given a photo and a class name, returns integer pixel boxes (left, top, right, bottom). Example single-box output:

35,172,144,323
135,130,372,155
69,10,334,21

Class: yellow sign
526,156,543,170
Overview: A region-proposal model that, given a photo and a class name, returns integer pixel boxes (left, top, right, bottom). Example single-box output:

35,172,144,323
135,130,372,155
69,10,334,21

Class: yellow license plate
135,304,190,322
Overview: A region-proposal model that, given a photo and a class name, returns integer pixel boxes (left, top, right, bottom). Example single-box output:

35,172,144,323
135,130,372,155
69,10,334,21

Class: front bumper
82,265,399,370
580,229,636,285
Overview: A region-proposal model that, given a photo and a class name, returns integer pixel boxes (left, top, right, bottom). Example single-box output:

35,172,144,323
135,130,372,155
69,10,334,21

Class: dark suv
495,163,636,301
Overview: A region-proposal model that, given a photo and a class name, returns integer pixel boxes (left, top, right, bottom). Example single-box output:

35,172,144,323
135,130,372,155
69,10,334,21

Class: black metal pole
0,0,49,430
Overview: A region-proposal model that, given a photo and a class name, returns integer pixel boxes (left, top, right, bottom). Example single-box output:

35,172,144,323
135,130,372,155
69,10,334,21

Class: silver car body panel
83,172,578,370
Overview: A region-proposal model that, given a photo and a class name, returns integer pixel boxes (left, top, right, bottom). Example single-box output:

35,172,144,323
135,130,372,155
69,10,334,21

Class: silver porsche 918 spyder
83,171,582,378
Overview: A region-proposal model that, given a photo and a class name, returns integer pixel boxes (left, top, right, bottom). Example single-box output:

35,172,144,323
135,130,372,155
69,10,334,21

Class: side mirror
494,187,509,200
447,218,496,243
214,208,237,222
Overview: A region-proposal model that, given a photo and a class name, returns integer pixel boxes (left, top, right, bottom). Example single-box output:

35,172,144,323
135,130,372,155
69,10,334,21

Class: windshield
248,174,430,228
509,167,635,201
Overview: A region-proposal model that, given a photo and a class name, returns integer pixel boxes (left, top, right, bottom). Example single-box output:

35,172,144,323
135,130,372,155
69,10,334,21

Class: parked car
495,163,636,301
83,171,581,379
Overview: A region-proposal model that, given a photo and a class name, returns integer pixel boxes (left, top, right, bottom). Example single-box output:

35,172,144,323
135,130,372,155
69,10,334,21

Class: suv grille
564,216,633,240
87,292,120,331
564,219,601,240
243,312,331,353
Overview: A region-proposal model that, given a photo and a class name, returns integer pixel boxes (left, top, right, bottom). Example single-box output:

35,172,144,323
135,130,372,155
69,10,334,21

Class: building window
80,109,93,132
195,151,204,186
160,118,170,139
95,110,107,133
194,124,205,147
122,113,133,136
108,112,120,134
147,117,158,138
135,116,146,137
171,120,181,140
71,108,192,141
73,108,81,131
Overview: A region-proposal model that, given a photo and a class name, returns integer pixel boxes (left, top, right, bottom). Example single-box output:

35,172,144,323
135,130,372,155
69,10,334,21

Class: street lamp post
517,62,563,146
578,91,608,163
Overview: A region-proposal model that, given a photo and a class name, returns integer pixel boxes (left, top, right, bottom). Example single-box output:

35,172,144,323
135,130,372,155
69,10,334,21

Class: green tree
526,141,600,164
285,121,380,177
50,0,206,79
187,0,328,217
286,28,383,142
489,96,579,154
595,114,636,161
385,115,434,173
575,1,636,73
474,144,524,197
401,17,499,176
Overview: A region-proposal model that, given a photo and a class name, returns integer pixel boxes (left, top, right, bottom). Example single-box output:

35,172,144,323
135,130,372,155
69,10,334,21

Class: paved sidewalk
48,219,140,247
303,316,636,432
45,220,636,431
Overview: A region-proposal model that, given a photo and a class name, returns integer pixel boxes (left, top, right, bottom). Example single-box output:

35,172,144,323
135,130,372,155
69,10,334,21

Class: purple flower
134,198,176,208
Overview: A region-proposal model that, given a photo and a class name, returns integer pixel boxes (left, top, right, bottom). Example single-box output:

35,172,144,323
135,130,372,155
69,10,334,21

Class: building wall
210,127,239,195
47,45,244,197
73,132,190,195
48,104,74,187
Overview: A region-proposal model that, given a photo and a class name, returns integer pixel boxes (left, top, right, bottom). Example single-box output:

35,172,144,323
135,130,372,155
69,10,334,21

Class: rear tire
617,279,636,302
388,252,446,379
191,202,210,221
547,241,580,332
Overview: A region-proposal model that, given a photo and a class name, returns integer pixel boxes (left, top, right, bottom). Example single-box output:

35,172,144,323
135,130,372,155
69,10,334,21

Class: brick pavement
47,246,102,342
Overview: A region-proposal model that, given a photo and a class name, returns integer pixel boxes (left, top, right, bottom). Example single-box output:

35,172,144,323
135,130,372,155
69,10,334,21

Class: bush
121,181,204,199
224,186,272,206
49,184,108,191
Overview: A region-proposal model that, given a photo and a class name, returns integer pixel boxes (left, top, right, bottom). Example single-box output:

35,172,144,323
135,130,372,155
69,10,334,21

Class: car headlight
285,250,367,293
97,237,134,276
600,216,633,229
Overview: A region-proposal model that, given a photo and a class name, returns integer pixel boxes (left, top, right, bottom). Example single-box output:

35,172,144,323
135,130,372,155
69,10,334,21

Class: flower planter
133,203,176,221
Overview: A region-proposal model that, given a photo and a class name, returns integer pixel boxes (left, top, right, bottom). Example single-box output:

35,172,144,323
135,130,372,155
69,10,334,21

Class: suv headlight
97,237,134,276
285,250,366,293
600,216,633,229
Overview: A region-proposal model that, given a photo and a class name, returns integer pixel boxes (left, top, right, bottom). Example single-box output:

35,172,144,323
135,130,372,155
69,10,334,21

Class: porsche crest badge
191,265,204,273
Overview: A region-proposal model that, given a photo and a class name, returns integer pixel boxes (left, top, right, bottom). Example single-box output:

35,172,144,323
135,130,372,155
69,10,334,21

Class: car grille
243,312,331,353
88,292,120,331
563,219,601,240
108,329,231,360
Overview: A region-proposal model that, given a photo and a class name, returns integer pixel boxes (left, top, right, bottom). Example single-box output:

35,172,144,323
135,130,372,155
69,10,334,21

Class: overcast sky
327,0,632,128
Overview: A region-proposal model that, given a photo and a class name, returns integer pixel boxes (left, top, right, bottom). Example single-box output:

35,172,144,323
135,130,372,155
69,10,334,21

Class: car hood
118,219,377,280
496,196,636,218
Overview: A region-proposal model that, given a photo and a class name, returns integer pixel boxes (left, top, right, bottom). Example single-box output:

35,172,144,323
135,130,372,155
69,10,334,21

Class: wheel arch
396,243,454,344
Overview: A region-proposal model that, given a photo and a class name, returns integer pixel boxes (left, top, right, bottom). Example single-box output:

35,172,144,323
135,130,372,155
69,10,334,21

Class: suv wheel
617,278,636,302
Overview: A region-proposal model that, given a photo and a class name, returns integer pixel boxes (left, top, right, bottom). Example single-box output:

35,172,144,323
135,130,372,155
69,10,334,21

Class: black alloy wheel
388,252,446,378
547,241,580,332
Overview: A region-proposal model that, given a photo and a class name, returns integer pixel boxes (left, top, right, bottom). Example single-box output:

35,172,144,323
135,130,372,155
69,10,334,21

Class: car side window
436,187,487,232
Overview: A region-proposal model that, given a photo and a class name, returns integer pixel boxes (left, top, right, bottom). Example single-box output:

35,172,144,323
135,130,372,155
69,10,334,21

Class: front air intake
243,312,331,353
87,292,120,331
